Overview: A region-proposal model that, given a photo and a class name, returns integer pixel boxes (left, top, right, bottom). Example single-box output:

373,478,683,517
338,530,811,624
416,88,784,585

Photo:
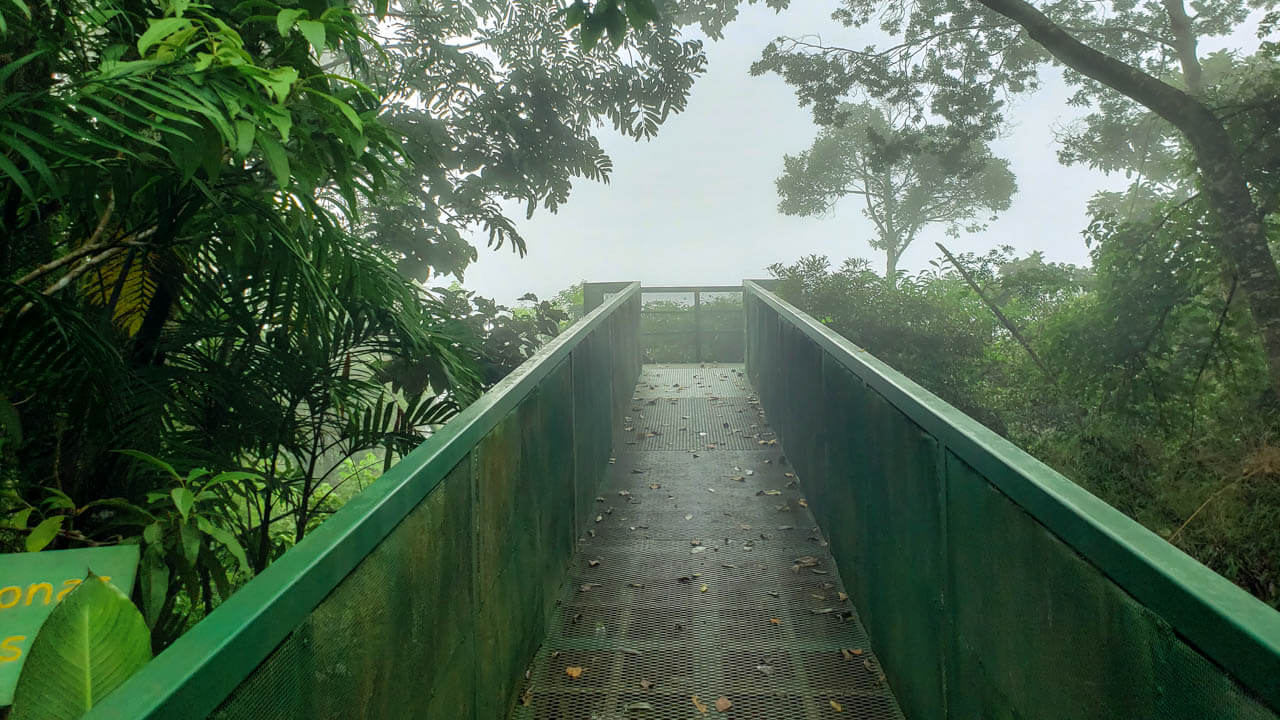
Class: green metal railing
744,280,1280,719
585,283,777,364
89,283,642,720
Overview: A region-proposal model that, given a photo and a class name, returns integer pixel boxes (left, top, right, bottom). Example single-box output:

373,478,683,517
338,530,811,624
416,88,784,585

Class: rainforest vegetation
1,0,1278,665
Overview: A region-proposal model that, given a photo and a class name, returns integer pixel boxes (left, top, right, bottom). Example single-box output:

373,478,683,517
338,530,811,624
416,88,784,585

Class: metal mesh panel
213,460,477,720
510,366,906,720
744,284,1280,720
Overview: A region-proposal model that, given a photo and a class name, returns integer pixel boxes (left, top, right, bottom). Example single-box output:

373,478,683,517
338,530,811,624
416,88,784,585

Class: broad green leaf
309,90,363,133
25,515,64,552
275,7,305,36
138,545,168,628
296,19,326,55
257,133,290,187
114,449,180,480
628,0,659,22
258,66,299,103
137,17,192,56
9,575,152,720
142,521,162,545
565,1,585,28
580,13,604,51
178,521,200,565
603,4,626,47
372,0,388,20
0,152,36,204
4,507,33,530
196,515,250,574
171,486,195,519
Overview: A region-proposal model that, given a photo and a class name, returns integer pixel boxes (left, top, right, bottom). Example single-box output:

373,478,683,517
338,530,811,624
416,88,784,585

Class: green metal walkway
88,281,1280,720
510,365,904,719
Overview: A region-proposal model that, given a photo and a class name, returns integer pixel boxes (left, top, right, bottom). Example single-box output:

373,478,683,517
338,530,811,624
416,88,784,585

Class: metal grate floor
508,365,906,720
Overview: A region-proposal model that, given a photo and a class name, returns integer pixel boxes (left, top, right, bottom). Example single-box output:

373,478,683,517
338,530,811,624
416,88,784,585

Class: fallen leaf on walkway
631,468,645,474
678,575,693,583
625,701,654,711
690,539,702,546
565,666,583,679
758,489,781,496
841,648,864,660
619,490,631,496
830,699,843,712
811,569,829,575
685,513,694,520
784,472,795,478
629,582,645,589
640,679,654,689
649,484,661,490
520,689,532,706
692,695,708,713
579,583,599,592
798,498,809,508
755,664,775,676
595,515,603,523
769,618,780,625
622,648,642,655
589,560,600,567
793,556,819,569
700,584,708,593
715,697,732,711
838,592,849,601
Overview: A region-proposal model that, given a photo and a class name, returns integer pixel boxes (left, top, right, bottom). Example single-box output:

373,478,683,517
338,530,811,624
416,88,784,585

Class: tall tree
748,0,1280,395
776,102,1015,279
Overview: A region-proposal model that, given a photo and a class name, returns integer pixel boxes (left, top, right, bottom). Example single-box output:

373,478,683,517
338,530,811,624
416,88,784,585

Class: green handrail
744,280,1280,719
88,282,642,720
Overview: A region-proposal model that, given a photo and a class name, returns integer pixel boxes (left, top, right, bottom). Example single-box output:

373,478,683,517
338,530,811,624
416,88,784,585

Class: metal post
693,290,702,363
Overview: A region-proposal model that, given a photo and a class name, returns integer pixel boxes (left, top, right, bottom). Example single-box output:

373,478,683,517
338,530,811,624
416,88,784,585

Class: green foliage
9,574,152,720
434,287,571,385
0,0,705,651
774,239,1280,606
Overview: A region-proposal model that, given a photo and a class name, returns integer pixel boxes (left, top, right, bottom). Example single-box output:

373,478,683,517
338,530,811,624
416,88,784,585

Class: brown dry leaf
629,582,645,589
649,483,661,490
520,690,532,706
784,472,795,478
769,618,780,625
565,666,584,679
692,695,708,714
830,699,844,712
798,498,809,508
640,679,654,690
853,648,864,655
838,592,849,601
793,556,819,569
715,697,732,712
588,560,601,567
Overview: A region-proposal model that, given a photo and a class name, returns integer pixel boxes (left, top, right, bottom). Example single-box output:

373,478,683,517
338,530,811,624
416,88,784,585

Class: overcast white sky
460,1,1135,303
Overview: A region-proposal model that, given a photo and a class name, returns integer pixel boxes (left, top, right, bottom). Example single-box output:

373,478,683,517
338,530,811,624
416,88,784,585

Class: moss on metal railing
87,283,642,720
744,280,1280,720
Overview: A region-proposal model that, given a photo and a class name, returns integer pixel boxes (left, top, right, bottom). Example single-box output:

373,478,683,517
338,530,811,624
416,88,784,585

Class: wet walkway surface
510,364,906,720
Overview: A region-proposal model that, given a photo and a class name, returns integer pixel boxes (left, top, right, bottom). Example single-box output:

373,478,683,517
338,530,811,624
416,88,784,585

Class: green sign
0,545,140,705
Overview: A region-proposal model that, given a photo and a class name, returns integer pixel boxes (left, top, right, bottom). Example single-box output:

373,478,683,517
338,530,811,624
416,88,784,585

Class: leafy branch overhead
565,0,662,51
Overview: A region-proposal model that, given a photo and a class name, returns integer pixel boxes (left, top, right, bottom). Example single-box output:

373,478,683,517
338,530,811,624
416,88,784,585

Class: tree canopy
776,101,1015,278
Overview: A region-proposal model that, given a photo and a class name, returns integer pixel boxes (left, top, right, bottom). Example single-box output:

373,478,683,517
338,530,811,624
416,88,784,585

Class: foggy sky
460,1,1134,303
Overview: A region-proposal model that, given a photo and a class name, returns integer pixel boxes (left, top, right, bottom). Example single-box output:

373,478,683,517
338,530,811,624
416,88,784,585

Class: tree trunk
971,0,1280,396
886,247,899,281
